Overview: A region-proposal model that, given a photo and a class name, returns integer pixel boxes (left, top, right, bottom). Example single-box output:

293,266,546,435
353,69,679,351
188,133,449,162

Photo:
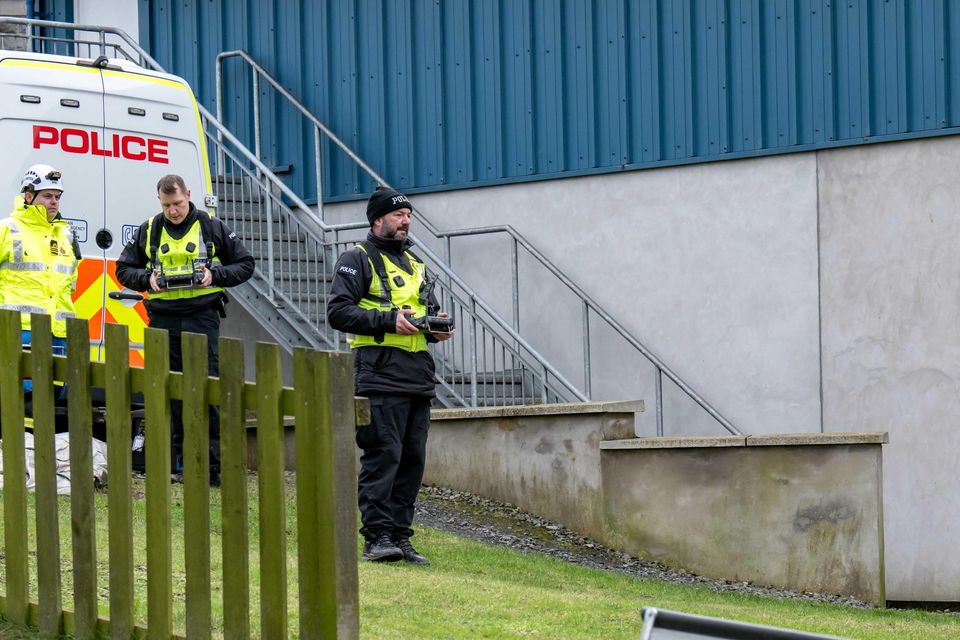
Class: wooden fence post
256,342,287,638
0,309,28,626
182,332,212,639
29,313,62,635
293,347,332,639
105,322,134,639
218,337,249,640
293,348,359,640
144,327,172,640
66,316,97,638
327,351,359,640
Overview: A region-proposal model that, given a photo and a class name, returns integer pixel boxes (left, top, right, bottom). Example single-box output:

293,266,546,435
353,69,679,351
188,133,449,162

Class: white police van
0,49,214,363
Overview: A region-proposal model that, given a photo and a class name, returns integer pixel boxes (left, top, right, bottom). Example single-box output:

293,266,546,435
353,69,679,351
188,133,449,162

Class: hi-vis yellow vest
147,213,224,302
0,196,78,337
350,243,428,353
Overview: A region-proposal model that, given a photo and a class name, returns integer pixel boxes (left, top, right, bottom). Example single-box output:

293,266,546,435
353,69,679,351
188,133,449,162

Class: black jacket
115,203,255,316
327,232,438,397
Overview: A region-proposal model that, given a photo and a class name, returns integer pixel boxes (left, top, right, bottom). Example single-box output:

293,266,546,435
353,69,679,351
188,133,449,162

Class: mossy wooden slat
105,323,134,640
294,348,327,638
222,381,367,427
29,314,62,635
66,317,97,637
218,337,249,640
0,310,29,625
328,352,360,639
182,332,211,640
144,328,173,640
256,342,287,638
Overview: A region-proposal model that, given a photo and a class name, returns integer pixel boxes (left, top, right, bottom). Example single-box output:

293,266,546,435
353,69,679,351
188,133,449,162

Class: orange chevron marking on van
72,258,148,365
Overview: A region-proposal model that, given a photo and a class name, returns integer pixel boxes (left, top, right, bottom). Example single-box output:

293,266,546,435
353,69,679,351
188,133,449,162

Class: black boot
362,533,402,562
395,537,430,565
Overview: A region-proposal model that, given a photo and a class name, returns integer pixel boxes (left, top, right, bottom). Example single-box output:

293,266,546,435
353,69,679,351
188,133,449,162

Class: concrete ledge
601,436,746,449
601,431,888,450
745,431,888,446
431,400,644,421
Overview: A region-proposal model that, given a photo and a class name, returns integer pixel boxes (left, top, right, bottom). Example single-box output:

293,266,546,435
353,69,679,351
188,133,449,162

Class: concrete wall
425,407,887,605
74,1,138,44
0,0,26,49
817,136,960,602
0,0,24,17
600,435,886,605
423,402,640,539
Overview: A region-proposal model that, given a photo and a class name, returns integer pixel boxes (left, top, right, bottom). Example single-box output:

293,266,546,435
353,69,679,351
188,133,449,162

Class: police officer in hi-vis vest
116,174,254,486
0,164,80,398
328,186,453,565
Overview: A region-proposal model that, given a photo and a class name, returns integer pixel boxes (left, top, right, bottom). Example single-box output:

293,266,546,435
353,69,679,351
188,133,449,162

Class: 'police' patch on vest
339,265,357,276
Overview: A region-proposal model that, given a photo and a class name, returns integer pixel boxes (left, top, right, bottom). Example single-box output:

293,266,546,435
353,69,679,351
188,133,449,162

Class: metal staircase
0,18,743,434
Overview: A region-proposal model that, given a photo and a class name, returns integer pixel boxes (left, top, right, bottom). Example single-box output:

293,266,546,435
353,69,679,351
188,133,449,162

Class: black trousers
148,308,221,474
356,394,431,541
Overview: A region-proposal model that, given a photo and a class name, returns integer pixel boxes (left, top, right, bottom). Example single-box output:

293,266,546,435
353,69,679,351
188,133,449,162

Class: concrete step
212,175,267,205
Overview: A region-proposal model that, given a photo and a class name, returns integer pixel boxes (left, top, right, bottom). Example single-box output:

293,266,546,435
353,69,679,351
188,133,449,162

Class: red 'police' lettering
31,125,170,164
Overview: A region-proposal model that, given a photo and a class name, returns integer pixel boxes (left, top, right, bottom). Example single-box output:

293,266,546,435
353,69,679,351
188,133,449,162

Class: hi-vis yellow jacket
349,243,429,353
145,212,224,302
0,196,79,338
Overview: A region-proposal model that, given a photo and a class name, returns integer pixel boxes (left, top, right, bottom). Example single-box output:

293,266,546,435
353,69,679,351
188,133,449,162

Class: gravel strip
415,484,872,609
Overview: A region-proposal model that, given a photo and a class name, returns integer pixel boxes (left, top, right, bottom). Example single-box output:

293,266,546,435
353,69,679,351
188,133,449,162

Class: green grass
0,481,957,639
359,526,959,640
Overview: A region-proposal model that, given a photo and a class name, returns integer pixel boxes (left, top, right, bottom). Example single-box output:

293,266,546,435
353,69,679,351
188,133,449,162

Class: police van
0,48,215,363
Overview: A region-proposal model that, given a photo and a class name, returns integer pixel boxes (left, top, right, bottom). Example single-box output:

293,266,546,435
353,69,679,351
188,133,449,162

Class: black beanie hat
366,186,412,225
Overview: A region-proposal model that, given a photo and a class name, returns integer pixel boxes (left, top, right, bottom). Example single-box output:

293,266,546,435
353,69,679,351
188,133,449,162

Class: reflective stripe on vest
349,245,428,353
1,261,46,272
1,303,45,315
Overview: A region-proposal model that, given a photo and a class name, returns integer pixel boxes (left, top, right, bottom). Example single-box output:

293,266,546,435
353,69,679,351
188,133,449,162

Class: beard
379,221,409,240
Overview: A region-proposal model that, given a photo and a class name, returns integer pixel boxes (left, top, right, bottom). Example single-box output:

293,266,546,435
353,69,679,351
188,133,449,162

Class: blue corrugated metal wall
134,0,960,203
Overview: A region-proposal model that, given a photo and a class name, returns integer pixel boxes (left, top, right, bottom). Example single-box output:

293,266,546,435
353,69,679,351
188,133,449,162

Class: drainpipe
26,0,35,19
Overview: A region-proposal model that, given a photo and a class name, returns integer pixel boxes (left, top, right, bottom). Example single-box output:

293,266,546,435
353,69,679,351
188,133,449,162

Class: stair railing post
265,191,277,295
540,363,549,403
314,125,325,222
252,66,262,180
444,235,454,292
469,298,478,406
655,366,664,437
511,237,519,333
582,300,591,399
215,57,225,177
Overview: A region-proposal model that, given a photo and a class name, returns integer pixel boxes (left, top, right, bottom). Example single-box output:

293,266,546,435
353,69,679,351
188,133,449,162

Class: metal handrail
205,126,582,403
214,50,447,239
203,121,587,404
0,18,586,408
431,225,740,434
213,47,741,435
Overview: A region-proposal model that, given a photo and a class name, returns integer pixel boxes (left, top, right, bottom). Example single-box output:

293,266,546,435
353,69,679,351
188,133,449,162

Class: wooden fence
0,310,359,639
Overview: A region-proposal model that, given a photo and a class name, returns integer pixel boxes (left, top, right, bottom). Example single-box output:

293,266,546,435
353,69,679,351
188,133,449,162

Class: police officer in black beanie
327,185,453,564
